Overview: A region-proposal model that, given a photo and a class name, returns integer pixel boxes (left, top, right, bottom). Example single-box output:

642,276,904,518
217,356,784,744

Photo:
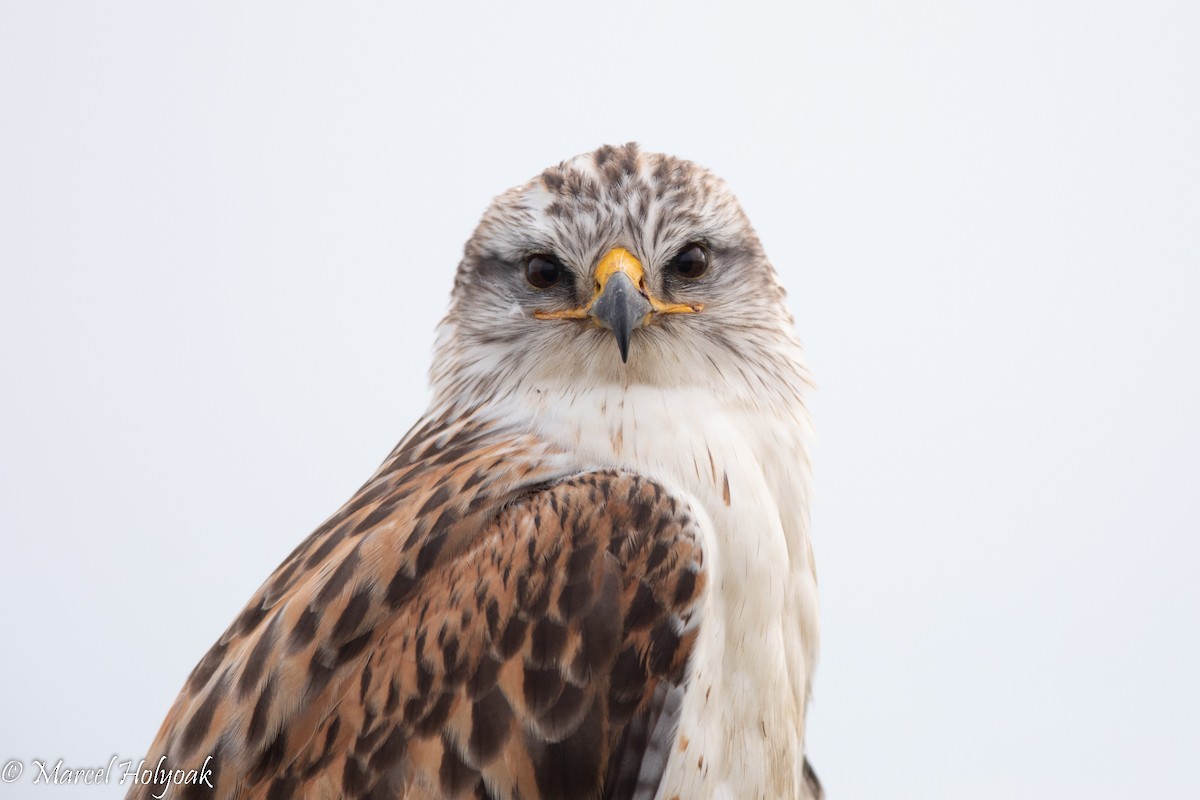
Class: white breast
516,382,818,799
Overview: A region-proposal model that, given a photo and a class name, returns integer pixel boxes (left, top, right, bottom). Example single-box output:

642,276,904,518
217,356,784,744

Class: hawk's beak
588,248,652,363
534,247,703,364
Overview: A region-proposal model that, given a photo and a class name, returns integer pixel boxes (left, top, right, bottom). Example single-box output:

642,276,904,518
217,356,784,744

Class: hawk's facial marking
432,142,800,405
532,247,702,325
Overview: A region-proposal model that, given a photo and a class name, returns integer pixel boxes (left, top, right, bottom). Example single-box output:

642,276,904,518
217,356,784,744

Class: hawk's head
432,143,808,411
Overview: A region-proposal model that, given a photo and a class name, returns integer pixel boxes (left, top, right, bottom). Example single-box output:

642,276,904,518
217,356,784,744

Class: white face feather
430,143,811,418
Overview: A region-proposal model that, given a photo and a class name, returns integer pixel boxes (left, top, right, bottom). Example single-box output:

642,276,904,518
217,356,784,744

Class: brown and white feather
132,143,821,800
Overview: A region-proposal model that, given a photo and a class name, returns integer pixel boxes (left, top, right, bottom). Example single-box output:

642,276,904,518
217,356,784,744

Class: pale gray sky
2,1,1198,797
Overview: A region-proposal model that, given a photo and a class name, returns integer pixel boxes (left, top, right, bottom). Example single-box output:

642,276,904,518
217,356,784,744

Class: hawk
132,143,821,799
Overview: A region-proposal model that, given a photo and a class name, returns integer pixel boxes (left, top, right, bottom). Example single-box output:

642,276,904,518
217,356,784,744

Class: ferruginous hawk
131,143,822,799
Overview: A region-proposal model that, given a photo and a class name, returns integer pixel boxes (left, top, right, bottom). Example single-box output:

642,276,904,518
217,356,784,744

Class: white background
2,2,1197,797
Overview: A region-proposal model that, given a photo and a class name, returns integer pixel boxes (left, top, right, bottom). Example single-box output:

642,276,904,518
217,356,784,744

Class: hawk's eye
668,244,709,280
525,255,563,289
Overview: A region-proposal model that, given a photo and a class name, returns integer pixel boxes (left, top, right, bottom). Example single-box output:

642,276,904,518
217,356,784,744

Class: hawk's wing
130,465,706,800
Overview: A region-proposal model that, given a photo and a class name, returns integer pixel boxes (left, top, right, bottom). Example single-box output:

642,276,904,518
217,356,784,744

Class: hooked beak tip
616,333,631,364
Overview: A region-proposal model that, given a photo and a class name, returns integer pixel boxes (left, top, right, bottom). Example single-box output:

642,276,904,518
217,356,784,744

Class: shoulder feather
131,422,706,800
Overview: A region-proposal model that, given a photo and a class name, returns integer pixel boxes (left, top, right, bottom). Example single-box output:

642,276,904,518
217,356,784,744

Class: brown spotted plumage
133,422,704,800
133,144,822,799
